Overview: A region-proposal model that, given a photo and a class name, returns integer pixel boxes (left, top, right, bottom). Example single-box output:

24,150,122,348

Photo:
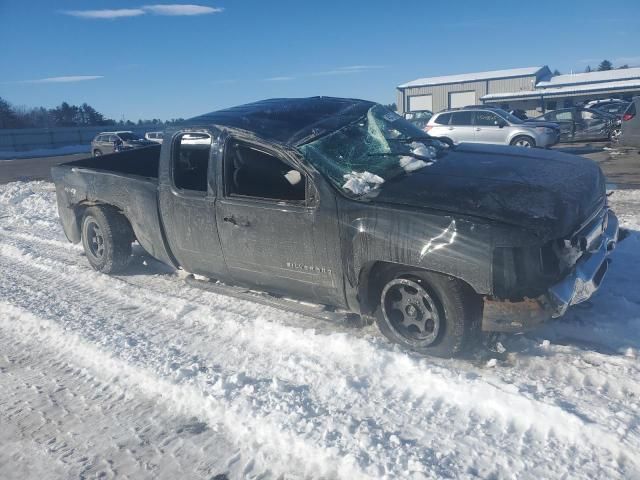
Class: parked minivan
426,107,559,148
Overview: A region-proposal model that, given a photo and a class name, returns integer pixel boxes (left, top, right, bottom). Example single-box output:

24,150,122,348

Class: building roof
481,78,640,101
536,67,640,88
398,66,547,89
184,97,375,146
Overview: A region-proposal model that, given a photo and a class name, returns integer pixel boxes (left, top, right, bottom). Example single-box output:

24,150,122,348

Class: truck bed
50,145,175,267
63,144,161,178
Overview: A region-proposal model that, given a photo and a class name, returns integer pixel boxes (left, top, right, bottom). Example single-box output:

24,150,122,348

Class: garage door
449,91,476,109
408,94,433,112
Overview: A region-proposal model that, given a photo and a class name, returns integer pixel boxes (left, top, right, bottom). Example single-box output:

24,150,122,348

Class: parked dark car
91,131,154,156
532,107,620,142
585,99,631,117
52,97,620,357
619,97,639,147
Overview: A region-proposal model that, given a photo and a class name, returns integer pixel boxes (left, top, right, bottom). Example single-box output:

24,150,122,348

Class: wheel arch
356,260,480,316
72,202,135,243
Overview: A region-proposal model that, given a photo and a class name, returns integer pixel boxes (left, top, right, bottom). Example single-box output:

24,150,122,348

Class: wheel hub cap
381,278,441,344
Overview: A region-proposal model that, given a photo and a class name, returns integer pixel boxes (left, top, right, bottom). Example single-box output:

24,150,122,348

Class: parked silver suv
426,107,559,148
91,131,154,156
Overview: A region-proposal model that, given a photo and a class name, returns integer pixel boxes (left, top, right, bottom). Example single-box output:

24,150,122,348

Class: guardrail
0,126,154,152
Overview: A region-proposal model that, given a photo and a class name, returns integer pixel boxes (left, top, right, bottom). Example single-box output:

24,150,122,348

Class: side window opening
225,141,306,202
173,132,212,192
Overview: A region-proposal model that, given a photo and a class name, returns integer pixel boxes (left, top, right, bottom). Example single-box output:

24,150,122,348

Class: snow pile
1,181,640,479
342,171,384,195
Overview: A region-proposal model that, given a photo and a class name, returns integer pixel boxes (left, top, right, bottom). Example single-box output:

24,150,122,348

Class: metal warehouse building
397,66,640,117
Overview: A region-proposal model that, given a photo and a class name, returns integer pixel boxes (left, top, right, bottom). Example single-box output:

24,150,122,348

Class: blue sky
1,0,639,121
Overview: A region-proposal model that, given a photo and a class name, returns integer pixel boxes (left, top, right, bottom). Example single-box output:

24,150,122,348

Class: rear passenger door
158,128,230,279
447,111,475,144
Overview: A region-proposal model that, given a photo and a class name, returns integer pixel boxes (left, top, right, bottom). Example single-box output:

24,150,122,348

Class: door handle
223,215,250,227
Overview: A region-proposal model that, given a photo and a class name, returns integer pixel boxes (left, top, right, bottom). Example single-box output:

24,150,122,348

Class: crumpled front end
483,208,622,332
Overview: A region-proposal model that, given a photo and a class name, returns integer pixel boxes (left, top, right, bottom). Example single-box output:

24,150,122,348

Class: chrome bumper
547,209,619,317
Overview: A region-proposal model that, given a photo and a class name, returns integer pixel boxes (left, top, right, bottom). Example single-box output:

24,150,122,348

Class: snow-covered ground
1,181,639,479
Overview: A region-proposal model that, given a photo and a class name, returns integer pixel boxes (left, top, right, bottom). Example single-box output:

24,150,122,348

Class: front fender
340,204,494,295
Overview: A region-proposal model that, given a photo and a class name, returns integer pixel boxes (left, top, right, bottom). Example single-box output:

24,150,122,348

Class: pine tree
597,60,613,71
0,97,23,128
584,65,592,73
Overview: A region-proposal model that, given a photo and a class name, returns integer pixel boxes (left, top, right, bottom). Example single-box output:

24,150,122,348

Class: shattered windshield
299,105,443,196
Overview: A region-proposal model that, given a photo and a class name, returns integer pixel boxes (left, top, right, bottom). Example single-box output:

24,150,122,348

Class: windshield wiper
385,136,433,143
367,151,435,162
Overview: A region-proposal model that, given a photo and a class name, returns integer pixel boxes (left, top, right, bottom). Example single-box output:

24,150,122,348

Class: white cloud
264,76,296,82
64,4,222,19
143,4,223,15
26,76,104,84
65,9,145,19
312,65,387,76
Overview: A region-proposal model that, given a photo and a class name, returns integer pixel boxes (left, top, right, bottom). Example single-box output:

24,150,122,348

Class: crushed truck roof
183,96,375,146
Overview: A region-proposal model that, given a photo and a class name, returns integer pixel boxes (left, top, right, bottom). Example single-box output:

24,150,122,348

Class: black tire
374,269,482,357
81,206,132,273
510,136,535,148
93,149,102,157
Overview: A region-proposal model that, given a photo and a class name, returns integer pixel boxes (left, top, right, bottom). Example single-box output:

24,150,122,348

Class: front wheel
510,136,535,148
81,206,132,273
93,149,102,157
374,270,482,357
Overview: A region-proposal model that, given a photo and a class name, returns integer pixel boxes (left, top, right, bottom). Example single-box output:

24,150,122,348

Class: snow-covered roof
398,66,547,89
536,67,640,88
481,78,640,101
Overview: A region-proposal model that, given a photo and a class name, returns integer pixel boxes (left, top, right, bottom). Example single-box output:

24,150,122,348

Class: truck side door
215,136,344,305
157,129,230,279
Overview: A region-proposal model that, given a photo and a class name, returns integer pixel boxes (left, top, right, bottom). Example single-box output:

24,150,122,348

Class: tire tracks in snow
1,231,638,478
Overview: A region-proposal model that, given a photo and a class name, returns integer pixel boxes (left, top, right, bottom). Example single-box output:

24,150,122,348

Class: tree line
552,59,632,76
0,97,183,129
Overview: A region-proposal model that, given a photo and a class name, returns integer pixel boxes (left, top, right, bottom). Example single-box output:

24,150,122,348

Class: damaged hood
372,143,606,240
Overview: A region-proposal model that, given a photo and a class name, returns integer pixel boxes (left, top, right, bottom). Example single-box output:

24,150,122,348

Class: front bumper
483,209,620,332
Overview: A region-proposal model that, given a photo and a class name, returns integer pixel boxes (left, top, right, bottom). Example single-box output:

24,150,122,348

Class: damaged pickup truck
52,97,621,357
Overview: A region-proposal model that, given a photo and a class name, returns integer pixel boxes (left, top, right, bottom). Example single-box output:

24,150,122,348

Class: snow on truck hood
372,143,606,240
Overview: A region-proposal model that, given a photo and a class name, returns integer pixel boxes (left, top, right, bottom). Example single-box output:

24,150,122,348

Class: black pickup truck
52,97,620,357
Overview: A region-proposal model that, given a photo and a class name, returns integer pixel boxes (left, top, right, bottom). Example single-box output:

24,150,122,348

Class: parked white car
426,107,560,148
144,131,164,144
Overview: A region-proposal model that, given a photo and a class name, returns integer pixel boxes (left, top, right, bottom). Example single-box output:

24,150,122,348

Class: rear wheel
374,269,482,357
81,206,132,273
510,136,535,148
93,149,102,157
